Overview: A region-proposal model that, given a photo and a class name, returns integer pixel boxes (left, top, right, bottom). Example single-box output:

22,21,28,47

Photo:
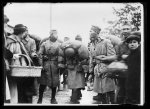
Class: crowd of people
4,14,141,105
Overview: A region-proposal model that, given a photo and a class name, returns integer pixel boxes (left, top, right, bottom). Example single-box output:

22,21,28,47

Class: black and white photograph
3,2,144,106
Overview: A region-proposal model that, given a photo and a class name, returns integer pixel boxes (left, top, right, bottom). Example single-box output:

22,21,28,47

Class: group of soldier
4,14,141,105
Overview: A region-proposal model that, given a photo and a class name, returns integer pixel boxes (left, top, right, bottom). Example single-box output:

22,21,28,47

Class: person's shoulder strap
18,41,34,64
6,35,17,46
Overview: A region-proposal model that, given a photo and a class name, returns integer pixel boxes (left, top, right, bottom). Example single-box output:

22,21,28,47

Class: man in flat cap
88,25,116,104
125,33,141,104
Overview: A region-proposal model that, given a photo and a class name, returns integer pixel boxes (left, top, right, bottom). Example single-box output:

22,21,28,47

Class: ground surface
32,86,100,105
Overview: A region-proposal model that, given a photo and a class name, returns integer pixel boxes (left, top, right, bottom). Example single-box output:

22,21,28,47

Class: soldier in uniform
74,35,88,101
97,24,132,104
88,25,116,104
37,30,61,104
65,35,88,104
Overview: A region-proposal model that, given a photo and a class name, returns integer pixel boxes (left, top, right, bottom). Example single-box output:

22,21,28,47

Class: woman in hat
6,24,34,103
125,33,141,104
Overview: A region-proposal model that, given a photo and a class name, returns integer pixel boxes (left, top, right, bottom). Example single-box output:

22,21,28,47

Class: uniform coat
38,40,61,87
64,43,89,89
67,64,85,89
89,39,117,93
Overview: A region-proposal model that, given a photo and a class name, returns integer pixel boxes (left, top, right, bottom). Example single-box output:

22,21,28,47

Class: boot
93,94,99,100
108,91,115,104
37,95,43,104
51,87,58,104
70,100,80,104
101,93,107,104
93,93,103,101
70,89,79,104
37,85,46,104
77,89,82,100
37,91,44,104
27,96,32,103
117,96,126,104
51,98,58,104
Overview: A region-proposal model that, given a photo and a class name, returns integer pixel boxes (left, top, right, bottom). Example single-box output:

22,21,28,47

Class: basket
9,54,42,77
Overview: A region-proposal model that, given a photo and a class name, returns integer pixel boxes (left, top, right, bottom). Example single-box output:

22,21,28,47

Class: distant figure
64,36,70,42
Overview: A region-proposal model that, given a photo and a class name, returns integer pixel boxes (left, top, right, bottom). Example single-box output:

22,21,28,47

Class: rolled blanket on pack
78,44,89,60
60,40,89,61
60,40,89,60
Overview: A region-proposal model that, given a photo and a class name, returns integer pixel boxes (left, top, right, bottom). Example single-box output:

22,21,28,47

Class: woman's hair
13,24,27,35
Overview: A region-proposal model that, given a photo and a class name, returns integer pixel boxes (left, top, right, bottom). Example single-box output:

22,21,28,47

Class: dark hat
14,24,27,30
125,34,141,43
130,31,141,38
91,25,101,34
14,24,27,35
75,34,82,41
4,15,9,23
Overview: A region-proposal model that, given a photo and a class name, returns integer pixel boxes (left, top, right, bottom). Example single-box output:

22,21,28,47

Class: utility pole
50,3,52,31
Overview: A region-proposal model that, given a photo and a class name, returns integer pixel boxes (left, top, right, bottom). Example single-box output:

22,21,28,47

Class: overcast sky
4,3,125,46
